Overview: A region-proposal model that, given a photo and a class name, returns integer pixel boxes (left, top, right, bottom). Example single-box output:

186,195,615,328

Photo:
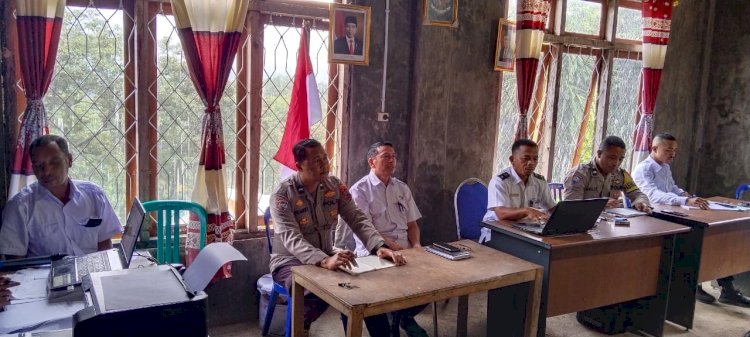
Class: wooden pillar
234,16,250,230
246,10,263,231
135,2,158,203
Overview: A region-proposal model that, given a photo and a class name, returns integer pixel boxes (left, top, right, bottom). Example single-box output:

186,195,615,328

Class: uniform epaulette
498,172,510,180
533,173,546,180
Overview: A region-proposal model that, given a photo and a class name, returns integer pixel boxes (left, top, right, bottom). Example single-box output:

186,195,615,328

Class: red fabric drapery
8,0,66,198
171,0,249,276
632,0,673,166
514,0,550,140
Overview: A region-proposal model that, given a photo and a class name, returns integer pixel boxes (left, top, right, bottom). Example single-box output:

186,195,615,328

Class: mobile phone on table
433,242,461,253
661,210,688,217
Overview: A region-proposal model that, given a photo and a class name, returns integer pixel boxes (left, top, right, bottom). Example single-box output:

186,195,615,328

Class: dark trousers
340,304,428,337
717,276,735,290
272,261,329,329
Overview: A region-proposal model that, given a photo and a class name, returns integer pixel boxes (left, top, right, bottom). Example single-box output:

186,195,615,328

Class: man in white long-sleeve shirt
633,133,750,307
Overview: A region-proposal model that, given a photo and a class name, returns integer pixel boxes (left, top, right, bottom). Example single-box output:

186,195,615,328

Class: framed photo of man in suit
329,4,371,65
494,18,516,72
424,0,458,27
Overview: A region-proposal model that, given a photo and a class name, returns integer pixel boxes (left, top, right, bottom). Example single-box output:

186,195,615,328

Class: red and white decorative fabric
8,0,66,198
514,0,550,140
273,26,322,178
632,0,673,166
171,0,248,275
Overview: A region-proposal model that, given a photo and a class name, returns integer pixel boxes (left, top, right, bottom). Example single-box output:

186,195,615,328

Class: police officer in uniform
269,139,405,336
484,139,556,222
562,135,651,212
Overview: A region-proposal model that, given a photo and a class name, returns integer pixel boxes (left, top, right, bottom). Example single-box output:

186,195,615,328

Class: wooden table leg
291,278,305,337
346,306,364,337
525,269,543,337
456,295,469,337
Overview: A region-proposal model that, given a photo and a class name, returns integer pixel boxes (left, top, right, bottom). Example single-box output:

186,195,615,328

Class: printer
72,265,208,337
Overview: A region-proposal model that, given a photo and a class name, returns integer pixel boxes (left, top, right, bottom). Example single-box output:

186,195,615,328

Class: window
565,0,602,36
46,6,129,221
22,1,343,231
496,0,644,182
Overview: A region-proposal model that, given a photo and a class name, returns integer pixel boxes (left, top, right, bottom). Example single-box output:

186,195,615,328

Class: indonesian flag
273,27,322,178
632,0,673,167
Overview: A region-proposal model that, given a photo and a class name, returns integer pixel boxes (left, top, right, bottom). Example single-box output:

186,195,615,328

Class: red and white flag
273,27,322,178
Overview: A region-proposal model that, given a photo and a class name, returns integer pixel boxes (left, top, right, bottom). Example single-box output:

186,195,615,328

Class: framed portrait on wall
423,0,458,27
329,4,371,65
494,18,516,72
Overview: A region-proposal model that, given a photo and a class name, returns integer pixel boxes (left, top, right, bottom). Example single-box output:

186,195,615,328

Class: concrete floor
210,283,750,337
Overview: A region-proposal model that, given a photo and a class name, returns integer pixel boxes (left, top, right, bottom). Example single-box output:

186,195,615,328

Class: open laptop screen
121,198,146,266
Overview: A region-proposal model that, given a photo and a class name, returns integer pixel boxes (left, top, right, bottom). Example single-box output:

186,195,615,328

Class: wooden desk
290,240,543,337
652,196,750,329
482,216,689,337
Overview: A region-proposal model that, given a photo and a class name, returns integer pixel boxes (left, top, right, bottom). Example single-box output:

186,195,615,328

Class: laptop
49,198,146,290
512,198,608,236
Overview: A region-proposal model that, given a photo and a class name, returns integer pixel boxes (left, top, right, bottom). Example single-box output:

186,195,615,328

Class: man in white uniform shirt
633,133,750,307
484,139,556,222
335,141,427,337
0,135,121,258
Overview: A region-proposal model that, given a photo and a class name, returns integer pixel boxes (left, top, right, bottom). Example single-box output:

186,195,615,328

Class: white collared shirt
0,180,122,257
339,171,421,257
483,167,556,221
632,155,688,206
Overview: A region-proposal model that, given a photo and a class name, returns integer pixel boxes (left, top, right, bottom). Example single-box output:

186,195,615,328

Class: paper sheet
0,299,83,334
8,268,51,302
682,201,750,211
181,243,247,294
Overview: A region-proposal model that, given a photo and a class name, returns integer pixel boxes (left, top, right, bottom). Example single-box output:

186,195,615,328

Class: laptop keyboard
77,253,111,278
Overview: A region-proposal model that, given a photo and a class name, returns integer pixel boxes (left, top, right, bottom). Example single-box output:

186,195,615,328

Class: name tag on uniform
510,193,520,197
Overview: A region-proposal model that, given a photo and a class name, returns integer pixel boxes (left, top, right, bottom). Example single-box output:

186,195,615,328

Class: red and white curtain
171,0,248,275
632,0,673,165
514,0,550,140
8,0,66,198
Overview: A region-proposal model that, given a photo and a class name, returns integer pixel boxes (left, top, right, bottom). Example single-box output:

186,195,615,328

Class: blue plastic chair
736,184,750,200
142,200,207,264
454,178,491,243
262,207,291,337
548,182,564,202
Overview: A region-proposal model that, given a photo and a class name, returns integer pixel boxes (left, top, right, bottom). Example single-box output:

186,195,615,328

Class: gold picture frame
494,18,516,72
329,3,371,65
423,0,459,27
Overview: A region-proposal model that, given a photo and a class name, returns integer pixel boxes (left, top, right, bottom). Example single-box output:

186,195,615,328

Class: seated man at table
0,135,122,258
335,141,428,337
270,139,405,336
633,133,750,307
563,135,651,212
483,139,556,222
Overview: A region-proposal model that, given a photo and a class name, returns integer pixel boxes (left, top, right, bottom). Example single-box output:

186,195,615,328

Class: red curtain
514,0,550,140
171,0,249,276
8,0,66,198
632,0,673,166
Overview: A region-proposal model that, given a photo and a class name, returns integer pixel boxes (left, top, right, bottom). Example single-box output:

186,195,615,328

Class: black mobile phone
433,242,461,253
84,218,103,228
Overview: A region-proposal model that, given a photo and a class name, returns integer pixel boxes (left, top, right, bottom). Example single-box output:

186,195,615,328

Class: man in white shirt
0,135,122,258
633,133,750,307
483,139,556,222
335,141,427,337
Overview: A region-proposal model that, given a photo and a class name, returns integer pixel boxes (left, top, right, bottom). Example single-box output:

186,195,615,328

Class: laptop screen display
121,198,146,266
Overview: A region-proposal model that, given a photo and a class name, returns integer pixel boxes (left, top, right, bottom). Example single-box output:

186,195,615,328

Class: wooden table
482,216,689,337
652,196,750,329
290,240,543,337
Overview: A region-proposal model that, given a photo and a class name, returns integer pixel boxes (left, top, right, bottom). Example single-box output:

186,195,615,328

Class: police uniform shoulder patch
498,172,511,180
533,173,546,180
274,194,289,212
